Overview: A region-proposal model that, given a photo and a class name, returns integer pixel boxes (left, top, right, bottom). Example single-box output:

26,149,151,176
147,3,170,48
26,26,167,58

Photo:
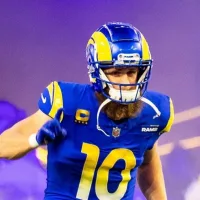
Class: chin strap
96,96,161,138
96,98,111,137
140,97,161,116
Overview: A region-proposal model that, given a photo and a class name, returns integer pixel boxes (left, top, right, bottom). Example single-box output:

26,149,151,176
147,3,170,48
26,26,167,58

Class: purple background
0,0,199,199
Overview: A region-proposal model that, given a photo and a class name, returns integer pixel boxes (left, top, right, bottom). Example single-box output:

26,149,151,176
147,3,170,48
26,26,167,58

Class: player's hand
36,108,67,145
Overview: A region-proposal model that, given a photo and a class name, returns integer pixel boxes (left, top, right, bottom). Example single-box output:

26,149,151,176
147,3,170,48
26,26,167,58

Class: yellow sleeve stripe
48,81,64,122
162,98,174,133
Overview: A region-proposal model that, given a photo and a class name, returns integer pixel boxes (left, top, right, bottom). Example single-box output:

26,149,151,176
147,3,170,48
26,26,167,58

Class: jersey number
76,142,136,200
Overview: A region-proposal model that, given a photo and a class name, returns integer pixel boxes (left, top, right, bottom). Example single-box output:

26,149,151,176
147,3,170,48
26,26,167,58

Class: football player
0,22,174,200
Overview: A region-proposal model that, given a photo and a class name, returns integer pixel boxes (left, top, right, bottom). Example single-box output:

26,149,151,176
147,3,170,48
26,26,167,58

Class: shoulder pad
38,81,64,121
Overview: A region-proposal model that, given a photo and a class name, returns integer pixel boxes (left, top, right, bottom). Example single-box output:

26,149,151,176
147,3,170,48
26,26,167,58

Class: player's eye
105,71,122,77
127,70,137,76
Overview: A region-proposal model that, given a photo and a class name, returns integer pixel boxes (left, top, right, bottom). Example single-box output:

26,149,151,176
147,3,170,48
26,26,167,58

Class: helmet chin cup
108,86,141,103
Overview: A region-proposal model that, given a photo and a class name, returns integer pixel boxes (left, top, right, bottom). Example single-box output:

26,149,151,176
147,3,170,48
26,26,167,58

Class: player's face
104,67,139,90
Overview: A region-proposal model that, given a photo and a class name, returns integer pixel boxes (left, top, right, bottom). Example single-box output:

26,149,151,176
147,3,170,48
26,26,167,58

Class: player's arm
0,81,67,160
0,110,51,160
137,143,167,200
137,96,174,200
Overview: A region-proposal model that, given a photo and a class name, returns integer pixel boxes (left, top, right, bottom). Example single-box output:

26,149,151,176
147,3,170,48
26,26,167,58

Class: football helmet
86,22,152,103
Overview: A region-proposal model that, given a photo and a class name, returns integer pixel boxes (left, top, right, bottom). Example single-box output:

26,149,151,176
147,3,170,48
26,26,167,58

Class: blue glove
36,108,67,145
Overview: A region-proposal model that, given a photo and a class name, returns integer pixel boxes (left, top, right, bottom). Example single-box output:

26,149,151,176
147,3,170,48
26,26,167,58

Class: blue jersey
38,81,174,200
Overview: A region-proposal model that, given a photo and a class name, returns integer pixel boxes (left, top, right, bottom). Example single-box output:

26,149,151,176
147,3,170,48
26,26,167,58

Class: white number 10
76,142,136,200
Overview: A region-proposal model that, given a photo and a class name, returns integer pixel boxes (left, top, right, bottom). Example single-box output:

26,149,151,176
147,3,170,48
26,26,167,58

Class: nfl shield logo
112,127,121,138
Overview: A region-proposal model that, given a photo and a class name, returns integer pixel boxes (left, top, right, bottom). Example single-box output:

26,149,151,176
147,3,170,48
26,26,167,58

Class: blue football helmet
86,22,153,103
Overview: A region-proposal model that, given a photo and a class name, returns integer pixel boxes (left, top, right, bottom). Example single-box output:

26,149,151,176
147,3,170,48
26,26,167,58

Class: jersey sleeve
38,81,64,120
143,93,175,150
160,97,175,133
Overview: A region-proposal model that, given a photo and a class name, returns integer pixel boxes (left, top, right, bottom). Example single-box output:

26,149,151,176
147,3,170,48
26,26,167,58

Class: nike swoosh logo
41,93,46,103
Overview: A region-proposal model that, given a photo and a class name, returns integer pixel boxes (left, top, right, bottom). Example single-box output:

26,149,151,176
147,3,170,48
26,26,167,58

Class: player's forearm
0,129,35,160
137,152,167,200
